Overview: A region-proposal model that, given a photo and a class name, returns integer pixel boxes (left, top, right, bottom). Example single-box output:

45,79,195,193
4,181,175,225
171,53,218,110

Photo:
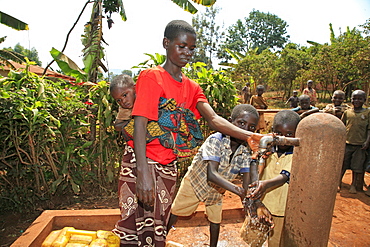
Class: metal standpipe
280,113,346,247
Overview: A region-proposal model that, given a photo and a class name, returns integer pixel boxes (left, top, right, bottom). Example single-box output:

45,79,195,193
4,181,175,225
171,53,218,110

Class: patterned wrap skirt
112,146,177,247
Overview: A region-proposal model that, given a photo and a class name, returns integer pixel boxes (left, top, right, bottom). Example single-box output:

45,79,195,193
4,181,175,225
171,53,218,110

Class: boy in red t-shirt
112,20,265,247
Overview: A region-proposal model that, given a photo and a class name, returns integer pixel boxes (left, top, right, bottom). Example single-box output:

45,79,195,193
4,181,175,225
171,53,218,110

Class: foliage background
0,64,121,212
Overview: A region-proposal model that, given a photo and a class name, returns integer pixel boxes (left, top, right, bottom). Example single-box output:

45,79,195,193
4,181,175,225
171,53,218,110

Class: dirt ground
166,170,370,247
0,170,369,247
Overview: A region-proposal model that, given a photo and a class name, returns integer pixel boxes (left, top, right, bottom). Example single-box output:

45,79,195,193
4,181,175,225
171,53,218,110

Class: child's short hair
333,90,345,96
256,85,265,91
231,104,259,121
299,94,310,102
164,20,196,41
351,89,366,98
110,74,135,92
273,110,300,128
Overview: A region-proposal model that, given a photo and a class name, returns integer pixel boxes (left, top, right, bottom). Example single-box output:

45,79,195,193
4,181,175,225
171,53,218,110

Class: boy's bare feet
349,185,357,194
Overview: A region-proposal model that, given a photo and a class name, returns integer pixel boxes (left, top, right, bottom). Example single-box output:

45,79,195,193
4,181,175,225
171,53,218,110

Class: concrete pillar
280,113,346,247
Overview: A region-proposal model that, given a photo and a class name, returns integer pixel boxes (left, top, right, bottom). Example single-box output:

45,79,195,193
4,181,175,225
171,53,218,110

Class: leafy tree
218,10,289,61
273,43,310,99
192,6,224,67
121,70,132,77
231,49,277,91
301,25,370,101
246,10,289,53
332,26,370,99
360,18,370,36
218,19,250,62
5,43,42,66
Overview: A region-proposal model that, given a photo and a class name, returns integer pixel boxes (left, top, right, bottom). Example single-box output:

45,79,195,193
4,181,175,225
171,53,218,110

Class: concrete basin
11,205,244,247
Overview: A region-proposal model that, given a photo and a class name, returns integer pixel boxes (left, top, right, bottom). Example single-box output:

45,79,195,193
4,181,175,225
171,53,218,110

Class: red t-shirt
131,66,208,165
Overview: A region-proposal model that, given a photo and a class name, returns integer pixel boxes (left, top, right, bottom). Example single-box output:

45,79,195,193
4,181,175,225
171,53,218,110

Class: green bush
0,63,121,212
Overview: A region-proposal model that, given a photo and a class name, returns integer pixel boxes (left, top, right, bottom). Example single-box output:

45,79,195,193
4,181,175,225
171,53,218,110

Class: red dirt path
166,170,370,247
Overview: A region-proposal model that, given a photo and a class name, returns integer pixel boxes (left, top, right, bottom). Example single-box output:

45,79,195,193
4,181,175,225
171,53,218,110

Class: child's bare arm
300,108,320,119
114,119,130,131
250,160,259,183
248,174,288,199
254,199,274,224
242,171,251,193
114,107,132,131
197,102,255,141
207,161,245,199
362,131,370,150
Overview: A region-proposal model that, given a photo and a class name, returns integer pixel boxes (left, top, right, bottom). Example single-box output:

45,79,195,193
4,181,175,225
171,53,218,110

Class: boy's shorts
171,176,223,224
342,144,367,173
269,215,284,247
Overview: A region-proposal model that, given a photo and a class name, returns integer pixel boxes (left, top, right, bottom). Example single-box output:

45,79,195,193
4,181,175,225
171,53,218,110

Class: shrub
0,63,120,212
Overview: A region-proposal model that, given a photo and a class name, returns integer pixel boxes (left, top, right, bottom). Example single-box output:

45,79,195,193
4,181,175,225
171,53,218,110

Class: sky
1,0,370,75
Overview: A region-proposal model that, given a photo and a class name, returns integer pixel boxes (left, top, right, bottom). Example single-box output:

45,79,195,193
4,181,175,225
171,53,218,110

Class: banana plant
0,11,28,31
218,48,247,68
171,0,217,14
218,47,260,68
82,0,107,83
50,47,87,81
132,53,166,70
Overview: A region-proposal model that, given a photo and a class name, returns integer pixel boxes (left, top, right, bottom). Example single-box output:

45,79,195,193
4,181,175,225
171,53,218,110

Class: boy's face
231,111,258,134
273,123,297,151
111,86,136,109
351,92,365,109
332,93,345,106
293,92,298,96
299,98,311,110
163,32,196,68
307,82,313,88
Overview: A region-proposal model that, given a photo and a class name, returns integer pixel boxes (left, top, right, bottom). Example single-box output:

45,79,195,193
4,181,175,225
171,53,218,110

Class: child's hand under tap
247,181,267,200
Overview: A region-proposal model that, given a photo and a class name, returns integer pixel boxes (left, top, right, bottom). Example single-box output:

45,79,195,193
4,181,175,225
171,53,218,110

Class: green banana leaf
171,0,217,14
50,47,87,81
0,11,29,30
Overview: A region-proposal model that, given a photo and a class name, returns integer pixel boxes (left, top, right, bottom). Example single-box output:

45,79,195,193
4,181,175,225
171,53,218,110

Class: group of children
108,19,369,247
285,85,370,196
245,80,318,133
